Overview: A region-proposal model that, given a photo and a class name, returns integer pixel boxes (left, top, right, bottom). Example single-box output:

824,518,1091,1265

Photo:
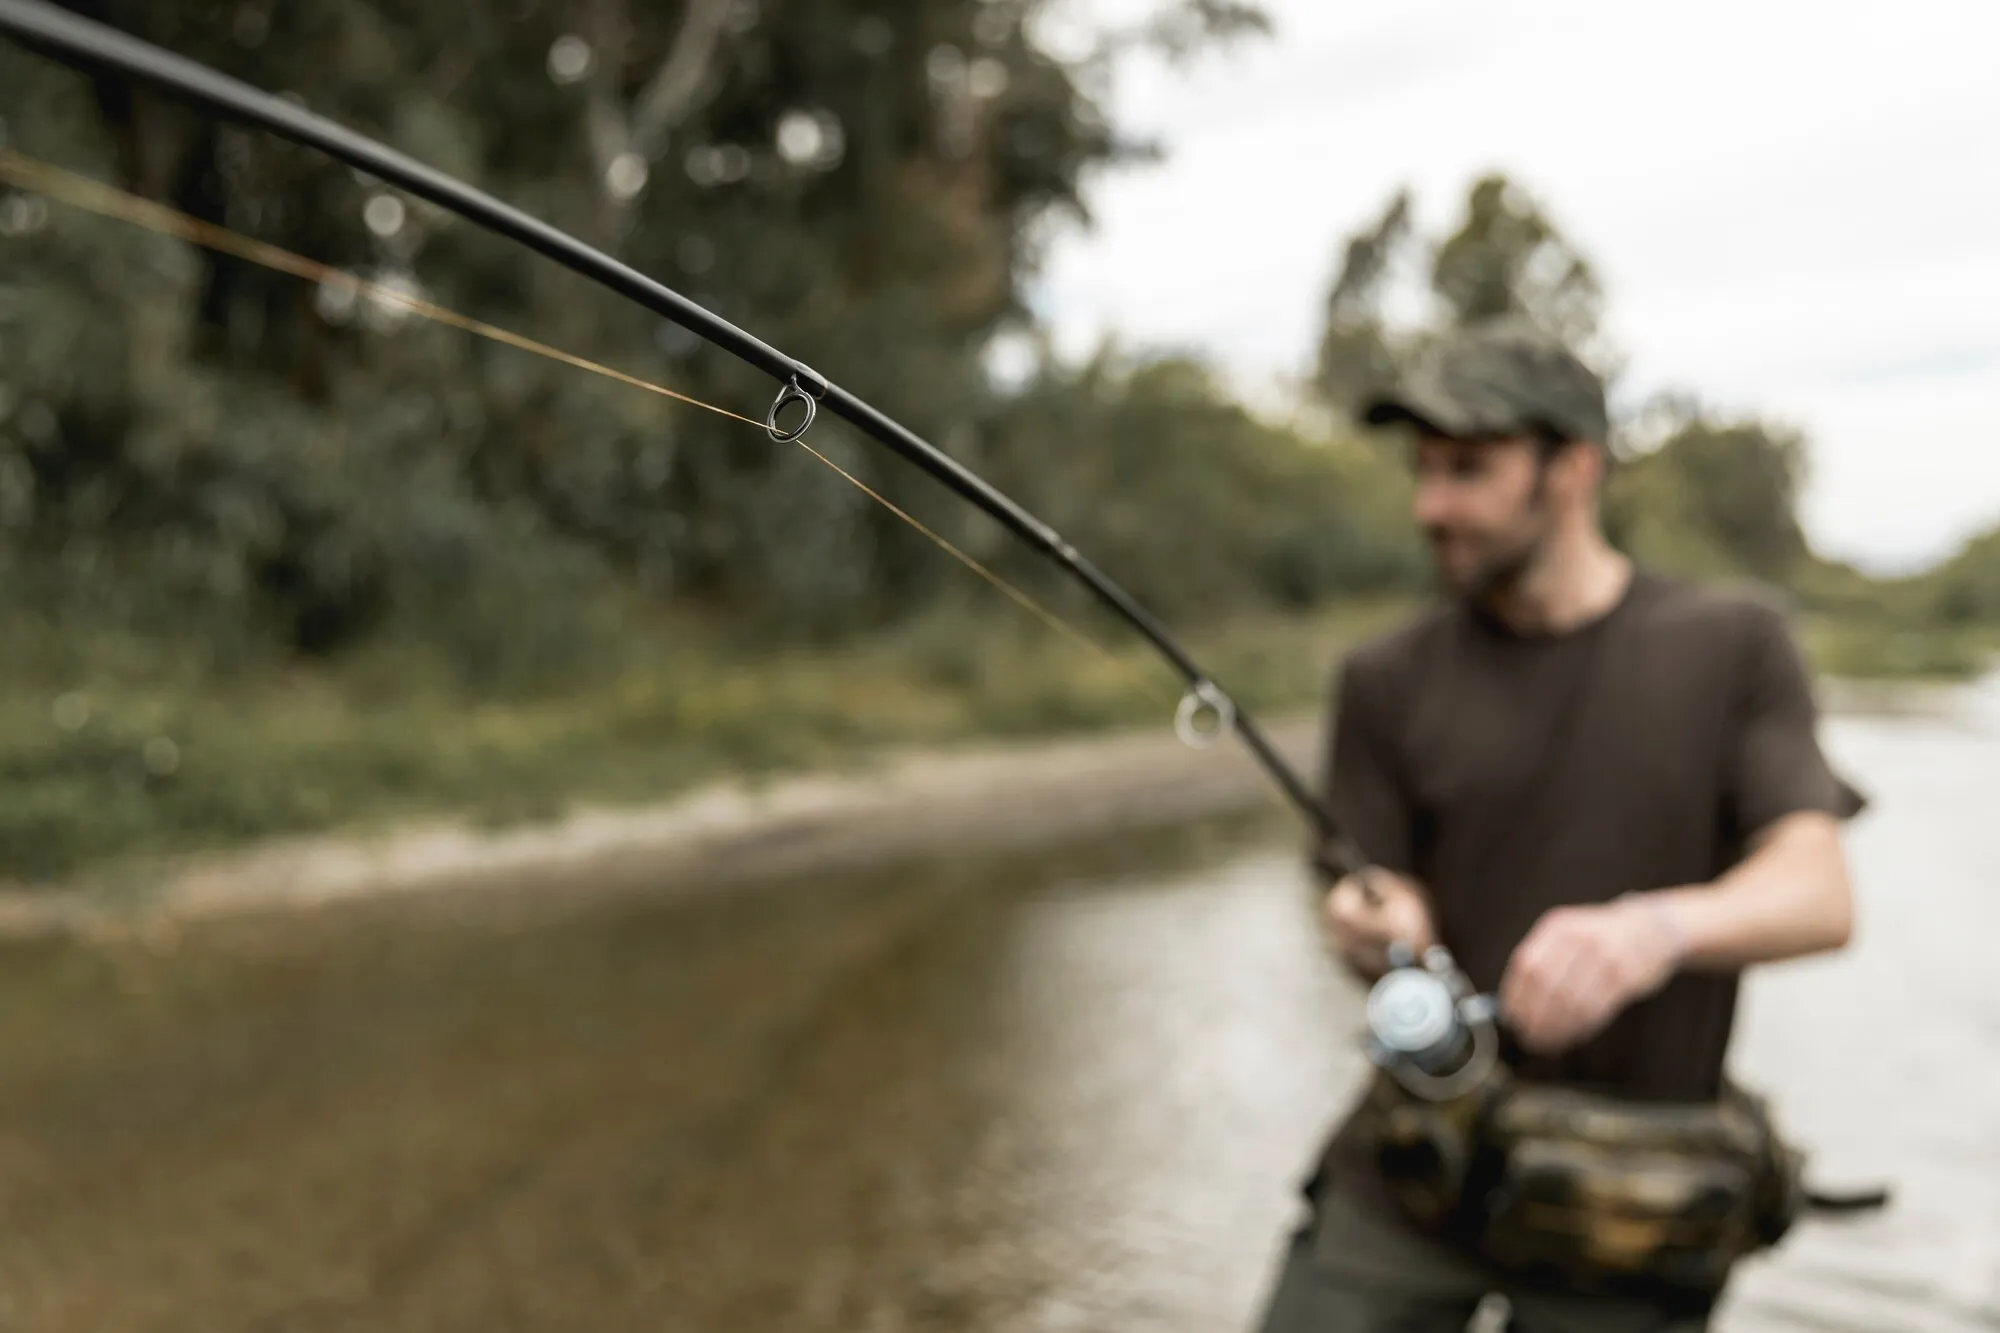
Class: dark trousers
1250,1180,1717,1333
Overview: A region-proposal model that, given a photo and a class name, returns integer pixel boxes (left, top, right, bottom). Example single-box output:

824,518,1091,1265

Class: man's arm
1501,601,1865,1054
1631,809,1853,971
1641,597,1866,967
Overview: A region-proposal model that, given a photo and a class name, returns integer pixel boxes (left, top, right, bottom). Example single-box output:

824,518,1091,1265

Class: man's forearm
1638,811,1854,971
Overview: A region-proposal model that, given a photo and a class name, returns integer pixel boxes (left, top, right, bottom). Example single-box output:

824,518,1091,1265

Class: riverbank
16,589,1994,895
2,665,1985,942
0,709,1320,940
0,601,1412,891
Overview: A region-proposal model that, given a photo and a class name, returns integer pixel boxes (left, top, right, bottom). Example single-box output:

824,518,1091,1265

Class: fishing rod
0,0,1368,873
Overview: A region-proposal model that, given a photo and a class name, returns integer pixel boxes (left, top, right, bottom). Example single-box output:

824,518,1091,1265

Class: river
0,679,1995,1332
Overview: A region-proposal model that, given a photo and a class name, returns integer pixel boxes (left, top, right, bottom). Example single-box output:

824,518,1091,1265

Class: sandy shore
0,714,1324,940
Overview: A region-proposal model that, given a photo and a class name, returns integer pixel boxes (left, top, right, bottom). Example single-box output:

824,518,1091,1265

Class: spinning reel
1363,942,1502,1103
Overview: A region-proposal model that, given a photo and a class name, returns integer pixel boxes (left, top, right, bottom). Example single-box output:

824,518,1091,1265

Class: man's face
1409,432,1554,598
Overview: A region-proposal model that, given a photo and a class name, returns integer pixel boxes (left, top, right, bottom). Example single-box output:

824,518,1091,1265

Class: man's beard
1432,471,1554,605
1457,533,1543,603
1428,511,1552,605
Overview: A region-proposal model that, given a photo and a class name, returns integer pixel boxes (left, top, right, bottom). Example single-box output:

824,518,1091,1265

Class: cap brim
1358,389,1467,438
1360,397,1435,430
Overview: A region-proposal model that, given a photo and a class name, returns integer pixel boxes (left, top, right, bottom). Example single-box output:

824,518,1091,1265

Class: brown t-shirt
1311,568,1865,1195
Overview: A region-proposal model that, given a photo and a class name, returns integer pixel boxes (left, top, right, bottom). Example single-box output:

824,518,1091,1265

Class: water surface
1,684,1994,1331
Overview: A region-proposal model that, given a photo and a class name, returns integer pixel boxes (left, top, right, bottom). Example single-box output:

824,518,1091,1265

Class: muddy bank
0,714,1323,939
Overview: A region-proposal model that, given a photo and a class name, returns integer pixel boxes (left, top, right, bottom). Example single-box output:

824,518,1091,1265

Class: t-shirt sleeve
1726,603,1869,838
1317,653,1417,878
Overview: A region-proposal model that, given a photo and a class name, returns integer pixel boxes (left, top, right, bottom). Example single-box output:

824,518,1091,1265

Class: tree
1310,172,1618,422
1603,398,1811,584
1924,524,2000,625
569,0,741,247
977,346,1423,621
3,0,1284,676
1311,187,1412,414
1429,172,1607,360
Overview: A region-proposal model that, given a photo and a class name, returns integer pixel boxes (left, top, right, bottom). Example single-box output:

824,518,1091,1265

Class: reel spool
1364,942,1500,1102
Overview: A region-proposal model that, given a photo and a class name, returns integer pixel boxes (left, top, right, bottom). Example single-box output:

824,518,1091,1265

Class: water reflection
983,851,1359,1330
0,686,1994,1331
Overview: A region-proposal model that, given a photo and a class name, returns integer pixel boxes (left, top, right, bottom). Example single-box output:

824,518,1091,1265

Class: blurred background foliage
0,0,1992,881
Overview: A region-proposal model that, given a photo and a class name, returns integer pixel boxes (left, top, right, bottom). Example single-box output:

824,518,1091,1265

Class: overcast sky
1025,0,2000,574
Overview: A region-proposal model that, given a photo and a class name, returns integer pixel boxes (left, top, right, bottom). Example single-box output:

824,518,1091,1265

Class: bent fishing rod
0,0,1369,875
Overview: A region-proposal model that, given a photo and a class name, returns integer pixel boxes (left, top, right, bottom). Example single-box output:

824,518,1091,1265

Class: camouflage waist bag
1354,1066,1806,1298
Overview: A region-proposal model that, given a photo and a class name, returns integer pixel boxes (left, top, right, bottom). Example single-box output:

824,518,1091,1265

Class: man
1252,318,1866,1332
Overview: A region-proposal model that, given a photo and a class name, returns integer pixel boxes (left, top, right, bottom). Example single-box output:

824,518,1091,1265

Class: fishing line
0,148,764,429
0,146,1181,713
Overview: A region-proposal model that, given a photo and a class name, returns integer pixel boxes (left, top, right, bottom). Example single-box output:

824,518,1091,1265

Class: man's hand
1322,868,1438,982
1498,895,1687,1056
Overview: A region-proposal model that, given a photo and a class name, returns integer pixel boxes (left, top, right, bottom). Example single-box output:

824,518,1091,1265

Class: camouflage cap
1360,318,1608,446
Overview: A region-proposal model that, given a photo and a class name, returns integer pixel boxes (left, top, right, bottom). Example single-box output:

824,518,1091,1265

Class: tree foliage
1310,171,1619,420
1923,524,2000,625
1429,173,1606,356
0,0,1438,691
1603,396,1810,584
980,349,1423,621
2,0,1993,722
1311,188,1411,415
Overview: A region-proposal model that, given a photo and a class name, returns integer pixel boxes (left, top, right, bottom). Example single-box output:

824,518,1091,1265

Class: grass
1798,616,1998,684
0,599,1410,888
2,596,1988,890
